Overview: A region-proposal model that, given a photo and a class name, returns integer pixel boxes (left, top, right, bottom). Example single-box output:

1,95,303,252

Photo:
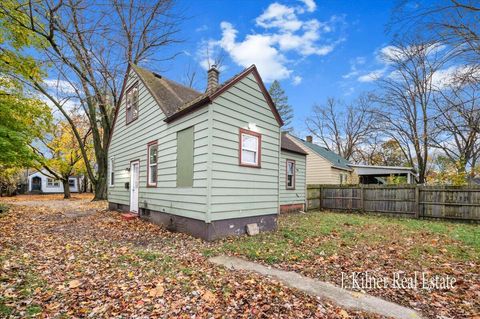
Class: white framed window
239,128,261,167
147,141,158,186
286,160,295,189
47,178,60,187
126,82,139,124
109,157,115,187
68,179,75,187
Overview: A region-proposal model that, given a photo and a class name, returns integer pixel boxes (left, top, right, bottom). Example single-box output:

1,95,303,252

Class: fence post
415,186,420,219
319,185,323,210
360,184,365,213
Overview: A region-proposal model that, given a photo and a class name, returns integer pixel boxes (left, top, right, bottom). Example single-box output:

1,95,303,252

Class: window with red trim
286,159,295,189
147,142,158,186
126,83,139,124
239,129,261,167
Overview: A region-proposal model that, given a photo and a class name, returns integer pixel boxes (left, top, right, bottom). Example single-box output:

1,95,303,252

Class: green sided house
108,63,306,240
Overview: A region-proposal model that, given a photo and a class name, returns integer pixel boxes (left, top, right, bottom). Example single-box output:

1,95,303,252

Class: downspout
277,129,281,215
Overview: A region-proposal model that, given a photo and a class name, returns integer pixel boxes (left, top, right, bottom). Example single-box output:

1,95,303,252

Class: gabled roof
281,133,308,155
291,135,352,171
130,64,203,118
130,63,283,126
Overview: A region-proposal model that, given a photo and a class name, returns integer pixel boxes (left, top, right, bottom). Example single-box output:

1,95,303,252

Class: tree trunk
93,167,108,201
62,179,71,199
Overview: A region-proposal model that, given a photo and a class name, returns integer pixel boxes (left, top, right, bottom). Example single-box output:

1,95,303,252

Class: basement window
239,128,261,167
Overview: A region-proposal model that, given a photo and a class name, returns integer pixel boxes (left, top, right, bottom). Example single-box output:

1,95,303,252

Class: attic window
239,128,261,168
126,82,139,124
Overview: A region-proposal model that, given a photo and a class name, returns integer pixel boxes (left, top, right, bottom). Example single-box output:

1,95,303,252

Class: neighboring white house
28,170,82,193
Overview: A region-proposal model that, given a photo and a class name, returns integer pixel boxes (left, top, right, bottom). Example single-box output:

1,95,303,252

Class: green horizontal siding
108,70,209,219
209,73,281,221
279,150,306,205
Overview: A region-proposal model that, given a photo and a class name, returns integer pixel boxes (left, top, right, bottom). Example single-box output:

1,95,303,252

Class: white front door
130,161,140,213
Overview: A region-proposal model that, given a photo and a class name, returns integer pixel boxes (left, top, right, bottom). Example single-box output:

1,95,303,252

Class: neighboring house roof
130,63,283,126
281,133,308,155
290,135,352,171
348,164,415,172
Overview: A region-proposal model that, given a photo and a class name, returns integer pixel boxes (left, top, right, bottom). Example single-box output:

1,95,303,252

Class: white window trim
239,129,261,167
147,143,158,186
47,178,60,188
109,157,115,187
286,160,296,189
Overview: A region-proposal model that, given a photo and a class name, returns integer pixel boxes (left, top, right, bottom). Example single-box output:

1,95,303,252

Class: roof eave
164,96,212,123
331,165,353,171
281,147,308,156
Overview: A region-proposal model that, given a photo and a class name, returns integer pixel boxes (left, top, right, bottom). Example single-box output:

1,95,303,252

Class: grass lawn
208,211,480,318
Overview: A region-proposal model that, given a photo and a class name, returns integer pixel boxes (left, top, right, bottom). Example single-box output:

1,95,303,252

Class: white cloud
256,3,302,32
300,0,316,12
432,64,479,89
195,25,208,32
43,79,77,94
292,75,302,85
357,69,385,82
217,22,291,82
200,0,345,83
342,56,365,79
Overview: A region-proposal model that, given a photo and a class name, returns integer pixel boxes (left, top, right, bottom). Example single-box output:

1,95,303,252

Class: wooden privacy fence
307,184,480,222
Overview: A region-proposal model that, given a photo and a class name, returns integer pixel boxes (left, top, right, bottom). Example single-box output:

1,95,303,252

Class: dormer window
126,82,139,124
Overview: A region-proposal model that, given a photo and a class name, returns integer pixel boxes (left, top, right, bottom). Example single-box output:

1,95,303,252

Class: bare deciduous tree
392,0,480,60
431,79,480,180
1,0,182,199
371,39,454,183
306,95,375,160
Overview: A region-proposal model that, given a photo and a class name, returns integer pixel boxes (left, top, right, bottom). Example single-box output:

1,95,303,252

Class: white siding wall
28,172,80,193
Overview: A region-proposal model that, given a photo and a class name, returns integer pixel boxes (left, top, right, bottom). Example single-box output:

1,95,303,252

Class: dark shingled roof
131,64,203,117
281,133,308,155
130,63,283,125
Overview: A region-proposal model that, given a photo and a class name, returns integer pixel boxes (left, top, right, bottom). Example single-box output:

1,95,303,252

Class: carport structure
349,164,417,184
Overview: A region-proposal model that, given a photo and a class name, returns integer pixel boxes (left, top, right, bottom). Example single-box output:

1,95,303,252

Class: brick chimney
306,135,313,143
206,64,219,92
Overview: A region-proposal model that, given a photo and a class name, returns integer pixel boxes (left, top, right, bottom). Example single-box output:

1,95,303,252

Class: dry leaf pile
0,197,380,318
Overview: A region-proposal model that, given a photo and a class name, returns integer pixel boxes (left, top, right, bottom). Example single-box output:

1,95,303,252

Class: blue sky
151,0,401,135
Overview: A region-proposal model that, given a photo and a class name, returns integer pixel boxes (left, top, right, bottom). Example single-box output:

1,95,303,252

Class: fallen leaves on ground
0,197,380,318
216,212,480,319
